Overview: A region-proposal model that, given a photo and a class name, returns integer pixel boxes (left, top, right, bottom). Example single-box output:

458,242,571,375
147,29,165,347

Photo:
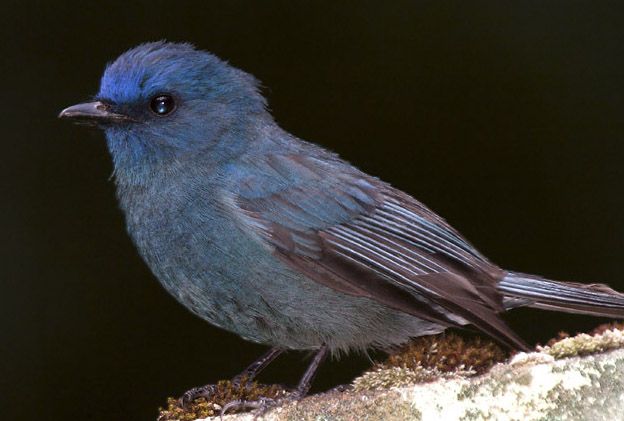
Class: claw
173,346,324,417
179,384,219,407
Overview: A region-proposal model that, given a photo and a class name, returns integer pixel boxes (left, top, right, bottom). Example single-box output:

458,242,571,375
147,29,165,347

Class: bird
59,41,624,407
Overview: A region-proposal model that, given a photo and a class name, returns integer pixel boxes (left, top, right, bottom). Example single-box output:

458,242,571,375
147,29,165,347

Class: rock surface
185,329,624,421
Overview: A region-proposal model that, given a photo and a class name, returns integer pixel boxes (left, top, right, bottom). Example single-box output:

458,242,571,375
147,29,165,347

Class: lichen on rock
538,323,624,359
171,325,624,421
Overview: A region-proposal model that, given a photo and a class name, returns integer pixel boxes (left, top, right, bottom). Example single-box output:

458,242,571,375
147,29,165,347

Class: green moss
538,326,624,359
382,332,508,374
157,378,286,420
157,324,624,420
354,333,508,392
590,321,624,336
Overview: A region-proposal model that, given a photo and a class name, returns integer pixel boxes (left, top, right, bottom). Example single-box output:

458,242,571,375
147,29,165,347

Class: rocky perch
162,325,624,421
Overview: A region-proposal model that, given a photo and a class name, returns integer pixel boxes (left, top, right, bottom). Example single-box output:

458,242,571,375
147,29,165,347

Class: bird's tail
499,271,624,318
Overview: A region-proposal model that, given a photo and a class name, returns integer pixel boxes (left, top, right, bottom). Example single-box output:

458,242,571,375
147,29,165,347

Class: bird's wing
231,152,527,349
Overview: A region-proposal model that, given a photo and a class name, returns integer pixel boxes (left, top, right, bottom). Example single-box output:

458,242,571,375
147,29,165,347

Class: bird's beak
58,101,133,125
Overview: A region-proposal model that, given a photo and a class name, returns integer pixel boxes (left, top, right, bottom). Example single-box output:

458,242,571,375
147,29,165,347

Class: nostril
96,102,112,111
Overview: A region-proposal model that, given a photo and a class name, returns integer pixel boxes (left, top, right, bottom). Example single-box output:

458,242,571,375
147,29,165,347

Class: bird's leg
231,347,284,387
290,344,328,399
220,344,329,416
179,347,283,407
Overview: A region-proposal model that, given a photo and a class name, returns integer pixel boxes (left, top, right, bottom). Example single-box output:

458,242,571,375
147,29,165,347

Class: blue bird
60,42,624,407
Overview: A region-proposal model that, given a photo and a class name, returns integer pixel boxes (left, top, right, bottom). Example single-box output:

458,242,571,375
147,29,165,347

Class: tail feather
499,271,624,318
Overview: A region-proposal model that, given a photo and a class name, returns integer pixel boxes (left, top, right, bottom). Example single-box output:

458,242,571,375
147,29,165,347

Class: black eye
150,94,175,116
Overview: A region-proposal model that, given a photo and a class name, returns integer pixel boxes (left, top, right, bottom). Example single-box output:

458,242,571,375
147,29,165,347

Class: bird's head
60,42,270,176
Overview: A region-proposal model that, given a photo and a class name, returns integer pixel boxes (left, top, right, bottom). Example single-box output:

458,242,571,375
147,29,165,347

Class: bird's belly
127,206,443,352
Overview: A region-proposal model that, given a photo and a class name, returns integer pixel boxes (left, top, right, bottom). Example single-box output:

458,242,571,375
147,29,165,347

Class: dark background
3,1,624,419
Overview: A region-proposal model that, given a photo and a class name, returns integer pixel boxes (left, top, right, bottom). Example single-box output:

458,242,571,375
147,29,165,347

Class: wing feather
232,153,528,349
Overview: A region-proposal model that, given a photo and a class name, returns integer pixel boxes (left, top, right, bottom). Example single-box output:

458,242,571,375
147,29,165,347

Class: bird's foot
220,389,306,418
179,374,259,408
179,383,220,407
173,378,287,420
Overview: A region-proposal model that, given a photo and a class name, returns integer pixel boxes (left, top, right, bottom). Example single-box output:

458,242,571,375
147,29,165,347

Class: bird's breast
113,176,444,351
115,179,300,340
